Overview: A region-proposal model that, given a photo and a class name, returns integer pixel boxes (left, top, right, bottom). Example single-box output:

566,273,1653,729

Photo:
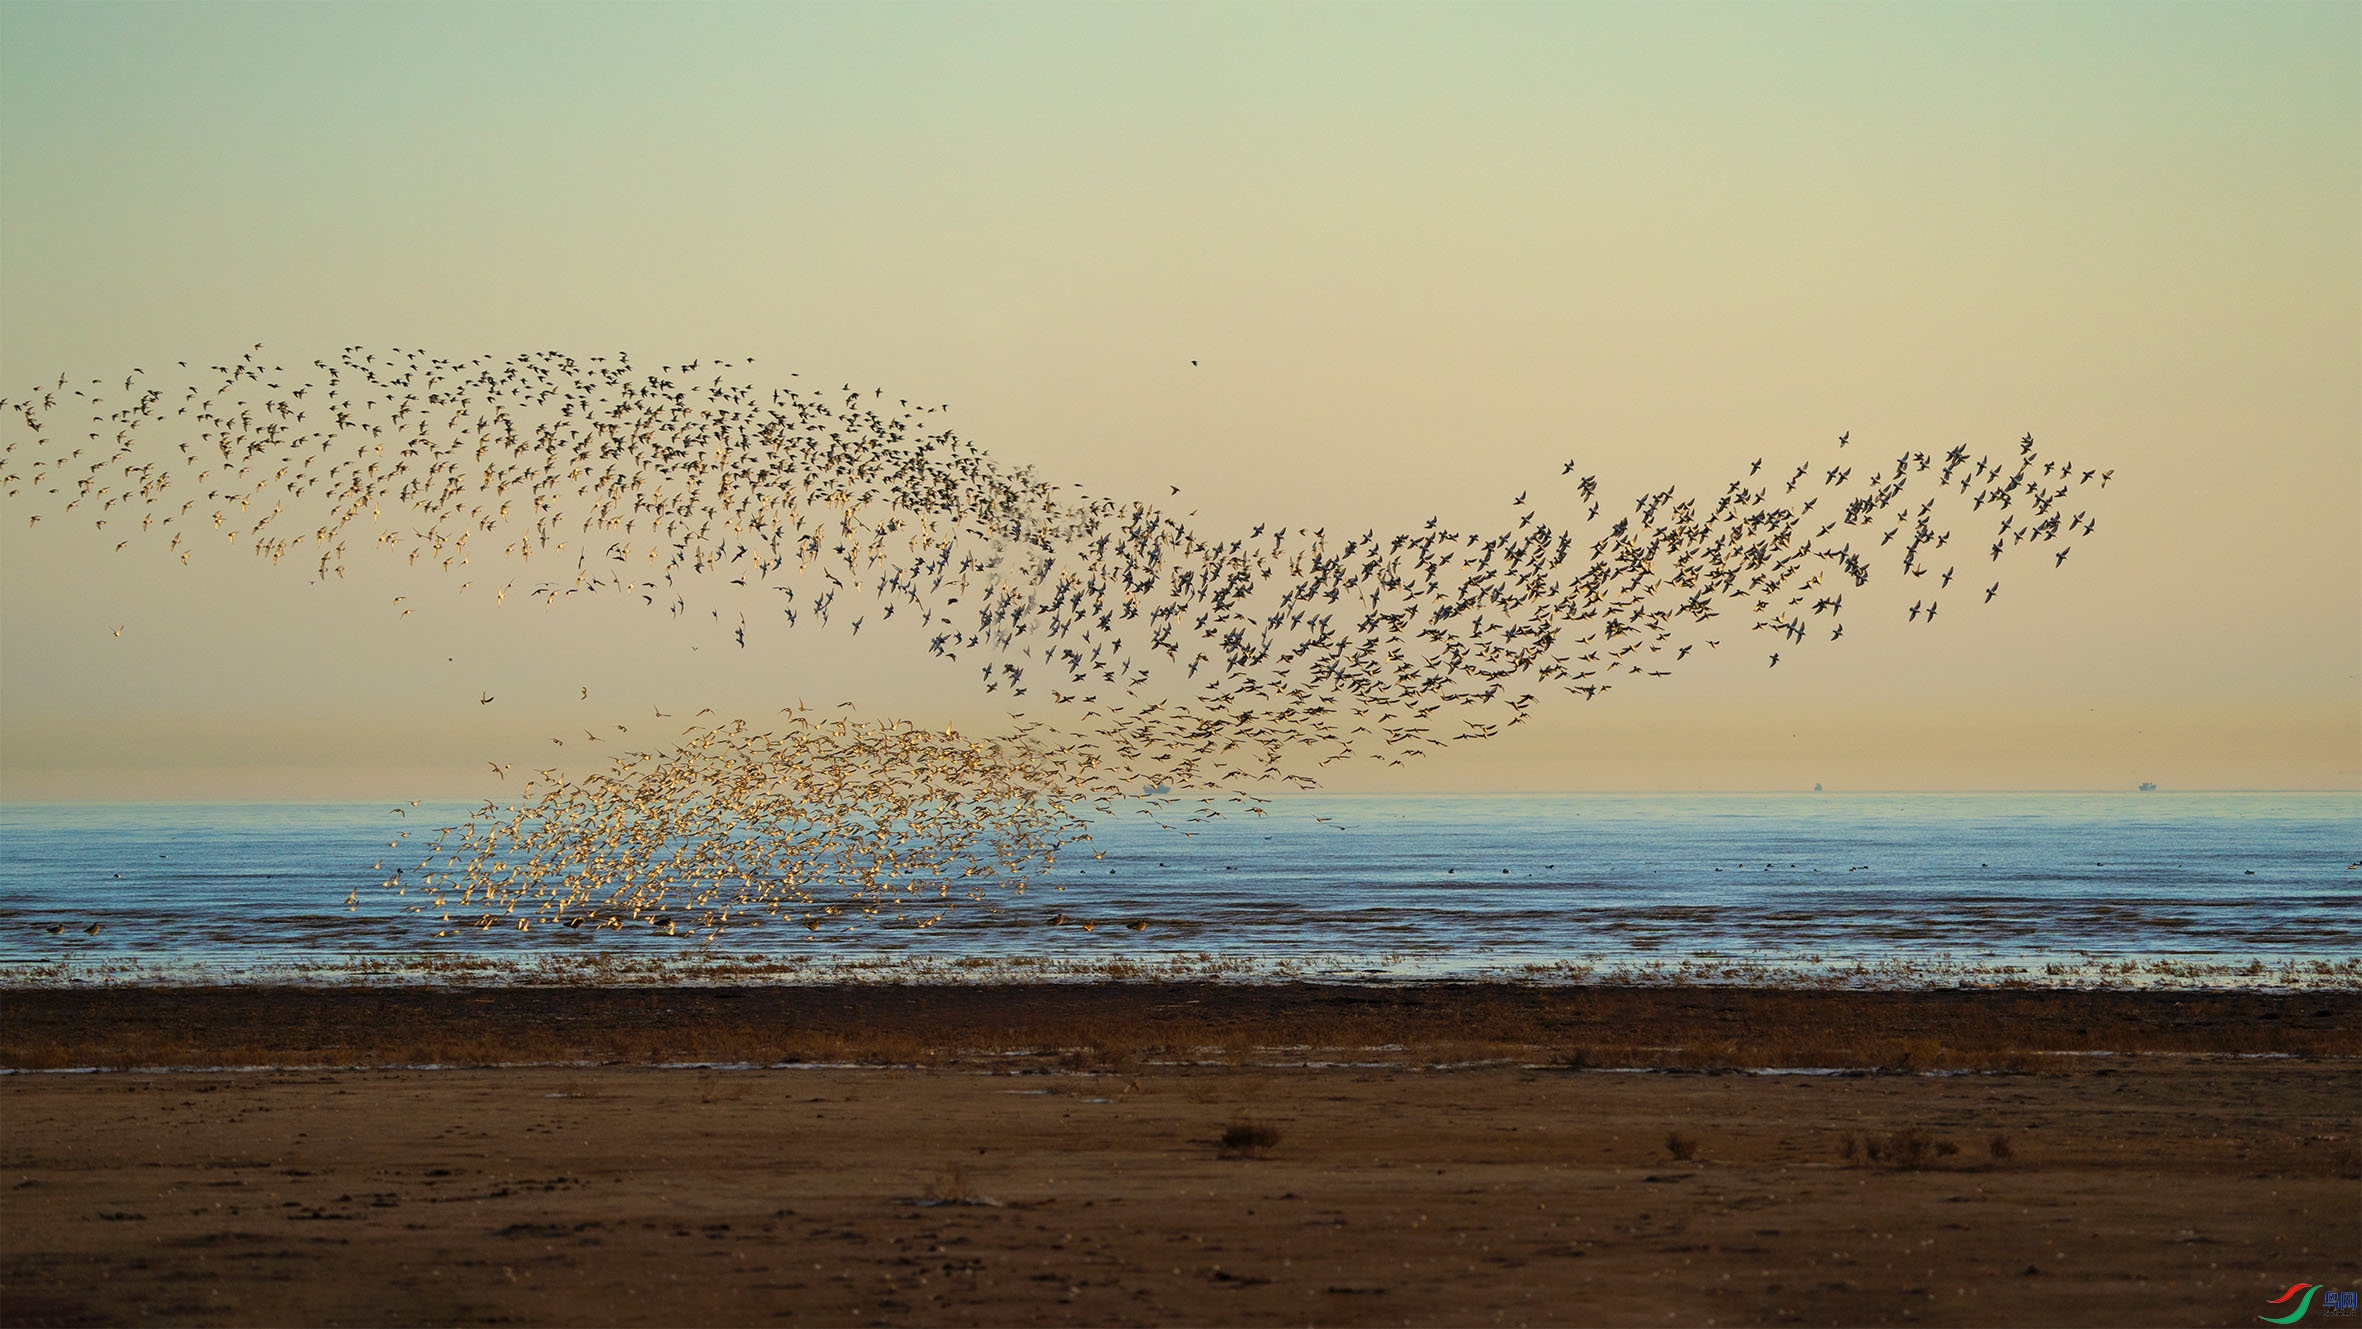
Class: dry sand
2,986,2356,1327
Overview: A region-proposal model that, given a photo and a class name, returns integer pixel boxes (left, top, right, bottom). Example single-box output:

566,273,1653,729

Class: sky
1,1,2356,799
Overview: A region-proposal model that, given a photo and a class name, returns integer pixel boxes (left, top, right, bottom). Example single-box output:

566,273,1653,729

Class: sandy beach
2,985,2356,1327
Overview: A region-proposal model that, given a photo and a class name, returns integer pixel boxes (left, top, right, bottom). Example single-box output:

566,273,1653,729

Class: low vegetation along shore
5,983,2355,1073
3,985,2356,1327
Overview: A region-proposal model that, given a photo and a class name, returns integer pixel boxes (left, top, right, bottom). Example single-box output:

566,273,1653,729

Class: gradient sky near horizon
2,1,2356,800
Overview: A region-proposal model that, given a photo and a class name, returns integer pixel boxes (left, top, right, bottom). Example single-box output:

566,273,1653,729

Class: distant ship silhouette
2138,782,2158,792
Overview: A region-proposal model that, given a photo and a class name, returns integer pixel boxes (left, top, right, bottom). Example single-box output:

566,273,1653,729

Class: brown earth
1,985,2356,1327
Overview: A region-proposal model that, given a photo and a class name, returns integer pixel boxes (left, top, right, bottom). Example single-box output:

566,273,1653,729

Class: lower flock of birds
4,348,2109,942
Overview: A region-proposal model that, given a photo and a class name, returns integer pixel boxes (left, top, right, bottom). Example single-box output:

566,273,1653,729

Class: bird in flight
0,345,2111,944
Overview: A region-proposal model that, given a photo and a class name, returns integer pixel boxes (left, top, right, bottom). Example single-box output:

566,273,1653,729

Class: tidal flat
3,985,2356,1327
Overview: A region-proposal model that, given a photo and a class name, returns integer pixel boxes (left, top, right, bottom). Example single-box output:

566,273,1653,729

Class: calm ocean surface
1,793,2355,988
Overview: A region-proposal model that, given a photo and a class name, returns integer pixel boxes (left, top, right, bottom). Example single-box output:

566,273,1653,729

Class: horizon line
3,786,2357,809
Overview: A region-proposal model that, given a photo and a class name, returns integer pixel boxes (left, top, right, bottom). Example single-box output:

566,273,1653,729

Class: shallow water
1,793,2355,987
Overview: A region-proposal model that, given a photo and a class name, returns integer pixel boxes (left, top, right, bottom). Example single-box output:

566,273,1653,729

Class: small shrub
1665,1131,1699,1162
1856,1126,1956,1169
1220,1120,1281,1155
1987,1133,2015,1162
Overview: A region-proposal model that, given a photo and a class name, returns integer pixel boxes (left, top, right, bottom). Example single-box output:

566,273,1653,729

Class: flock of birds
400,711,1088,938
3,347,2109,942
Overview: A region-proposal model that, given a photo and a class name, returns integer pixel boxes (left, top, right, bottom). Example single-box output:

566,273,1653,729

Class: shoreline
9,951,2358,995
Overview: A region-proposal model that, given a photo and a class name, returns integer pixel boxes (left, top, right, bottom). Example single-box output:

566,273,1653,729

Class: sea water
1,793,2354,987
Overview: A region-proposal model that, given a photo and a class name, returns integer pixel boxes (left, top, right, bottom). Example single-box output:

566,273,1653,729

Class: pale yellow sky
2,2,2356,798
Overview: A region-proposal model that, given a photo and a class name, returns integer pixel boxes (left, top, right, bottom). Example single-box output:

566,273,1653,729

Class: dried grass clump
917,1167,999,1208
1842,1126,1963,1169
1664,1131,1700,1162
